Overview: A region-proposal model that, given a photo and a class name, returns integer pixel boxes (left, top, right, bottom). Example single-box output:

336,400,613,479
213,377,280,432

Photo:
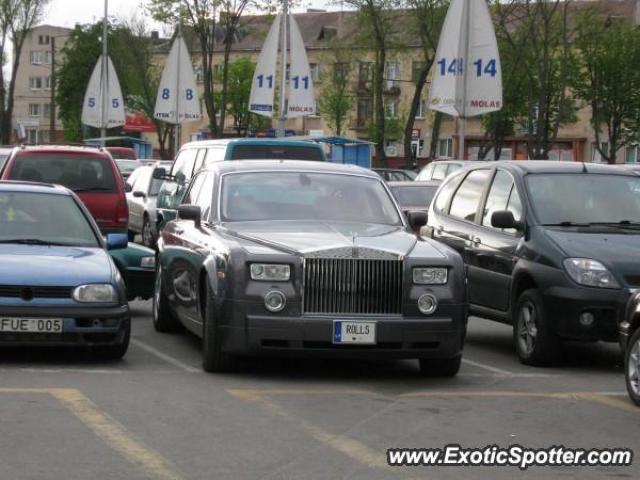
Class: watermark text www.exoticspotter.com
387,445,633,470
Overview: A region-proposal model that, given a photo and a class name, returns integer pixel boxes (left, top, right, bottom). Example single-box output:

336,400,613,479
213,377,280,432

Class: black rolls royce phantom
154,160,468,374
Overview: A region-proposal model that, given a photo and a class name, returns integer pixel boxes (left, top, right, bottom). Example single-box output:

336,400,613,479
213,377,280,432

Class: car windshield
527,173,640,225
221,172,403,225
391,185,438,207
9,154,117,193
116,160,140,174
0,153,9,171
149,177,164,196
0,191,99,246
229,145,323,161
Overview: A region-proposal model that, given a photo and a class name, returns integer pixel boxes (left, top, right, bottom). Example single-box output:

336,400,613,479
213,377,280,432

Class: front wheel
202,280,234,373
625,328,640,406
513,290,561,366
418,355,461,377
142,216,155,248
152,264,182,333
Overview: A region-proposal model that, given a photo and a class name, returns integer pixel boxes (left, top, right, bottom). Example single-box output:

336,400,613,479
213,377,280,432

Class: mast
459,0,470,160
175,23,182,154
101,0,108,144
277,0,288,137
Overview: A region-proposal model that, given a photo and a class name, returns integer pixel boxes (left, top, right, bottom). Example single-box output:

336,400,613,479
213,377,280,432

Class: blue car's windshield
527,174,640,225
221,172,403,225
0,192,99,246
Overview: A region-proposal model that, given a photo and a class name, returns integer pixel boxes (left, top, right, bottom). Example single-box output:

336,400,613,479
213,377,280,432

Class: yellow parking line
577,393,639,415
228,388,374,401
0,388,185,480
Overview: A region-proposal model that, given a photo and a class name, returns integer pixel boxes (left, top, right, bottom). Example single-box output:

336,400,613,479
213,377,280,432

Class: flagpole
277,0,288,137
101,0,108,145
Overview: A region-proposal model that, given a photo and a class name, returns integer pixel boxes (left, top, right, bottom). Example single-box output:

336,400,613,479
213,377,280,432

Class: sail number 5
437,58,498,77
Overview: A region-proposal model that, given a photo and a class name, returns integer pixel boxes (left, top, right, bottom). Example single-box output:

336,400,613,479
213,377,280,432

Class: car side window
449,169,492,223
193,149,207,173
126,168,140,189
482,170,514,229
433,172,462,213
195,172,214,220
432,163,449,181
182,173,206,205
133,169,151,193
447,163,462,176
171,149,198,183
205,147,226,166
506,187,523,224
416,163,434,181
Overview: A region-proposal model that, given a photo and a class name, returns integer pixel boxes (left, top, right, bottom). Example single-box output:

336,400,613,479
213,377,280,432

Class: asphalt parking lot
0,299,636,480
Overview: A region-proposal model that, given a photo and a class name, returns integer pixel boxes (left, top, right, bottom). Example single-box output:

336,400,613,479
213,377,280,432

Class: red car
0,145,129,234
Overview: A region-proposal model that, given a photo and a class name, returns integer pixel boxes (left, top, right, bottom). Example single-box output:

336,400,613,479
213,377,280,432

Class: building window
358,62,372,81
39,130,50,143
438,138,453,159
29,76,43,90
385,99,399,119
356,98,372,128
333,62,349,83
30,51,51,65
310,63,321,82
38,35,50,45
44,76,52,90
412,61,427,83
385,62,399,89
194,64,204,83
43,103,51,118
416,98,426,119
626,145,639,163
26,128,38,144
29,104,41,117
592,142,609,163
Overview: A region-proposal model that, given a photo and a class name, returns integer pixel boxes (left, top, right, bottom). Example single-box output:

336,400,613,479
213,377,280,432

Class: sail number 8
437,58,498,78
161,88,195,100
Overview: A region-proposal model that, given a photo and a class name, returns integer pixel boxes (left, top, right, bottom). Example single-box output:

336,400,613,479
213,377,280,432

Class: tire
152,264,182,333
624,328,640,406
94,318,130,360
418,355,461,377
513,289,562,366
141,215,155,248
202,280,234,373
127,230,136,242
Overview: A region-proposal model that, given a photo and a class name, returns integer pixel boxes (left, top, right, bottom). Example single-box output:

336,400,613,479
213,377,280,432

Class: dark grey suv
424,161,640,366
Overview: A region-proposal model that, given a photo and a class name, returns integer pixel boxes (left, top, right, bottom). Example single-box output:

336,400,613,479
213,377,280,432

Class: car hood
546,228,640,280
223,221,445,258
0,245,113,286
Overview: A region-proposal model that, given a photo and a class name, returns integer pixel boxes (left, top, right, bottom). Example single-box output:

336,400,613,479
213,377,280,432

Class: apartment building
13,25,71,144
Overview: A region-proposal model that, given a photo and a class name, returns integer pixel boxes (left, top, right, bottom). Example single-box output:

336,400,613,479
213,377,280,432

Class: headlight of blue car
72,284,118,303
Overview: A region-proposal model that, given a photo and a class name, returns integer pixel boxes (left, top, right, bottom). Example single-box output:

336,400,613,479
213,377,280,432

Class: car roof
12,144,109,156
201,160,380,177
180,138,323,150
0,180,70,195
485,160,639,176
388,181,441,187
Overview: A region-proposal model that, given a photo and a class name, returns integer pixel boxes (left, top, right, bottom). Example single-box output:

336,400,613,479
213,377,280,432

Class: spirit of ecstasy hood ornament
351,232,358,258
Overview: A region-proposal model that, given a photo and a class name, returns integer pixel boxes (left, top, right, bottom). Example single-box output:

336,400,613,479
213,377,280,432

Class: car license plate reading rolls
333,321,376,345
0,318,63,333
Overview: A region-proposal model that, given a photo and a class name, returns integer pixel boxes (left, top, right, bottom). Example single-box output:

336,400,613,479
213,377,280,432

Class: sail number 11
437,58,498,77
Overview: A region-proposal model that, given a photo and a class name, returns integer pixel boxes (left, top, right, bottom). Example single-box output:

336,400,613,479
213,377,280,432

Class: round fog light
418,294,438,315
264,290,286,313
580,312,595,327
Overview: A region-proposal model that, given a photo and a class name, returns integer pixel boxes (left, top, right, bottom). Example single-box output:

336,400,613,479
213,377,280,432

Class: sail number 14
437,58,498,78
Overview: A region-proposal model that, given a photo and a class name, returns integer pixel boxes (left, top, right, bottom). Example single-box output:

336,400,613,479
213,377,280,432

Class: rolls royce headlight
72,284,118,303
250,263,290,281
413,267,448,285
141,256,156,268
563,258,620,289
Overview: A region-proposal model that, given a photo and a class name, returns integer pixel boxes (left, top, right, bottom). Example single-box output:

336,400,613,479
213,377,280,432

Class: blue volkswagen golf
0,181,130,358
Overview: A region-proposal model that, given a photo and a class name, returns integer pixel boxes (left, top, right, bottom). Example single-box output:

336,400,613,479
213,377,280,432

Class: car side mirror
407,210,428,231
133,191,146,198
124,183,132,193
105,233,128,250
178,204,201,228
152,167,167,179
491,210,523,230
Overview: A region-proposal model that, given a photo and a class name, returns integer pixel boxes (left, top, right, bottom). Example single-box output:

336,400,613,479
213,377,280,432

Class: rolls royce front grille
303,258,403,315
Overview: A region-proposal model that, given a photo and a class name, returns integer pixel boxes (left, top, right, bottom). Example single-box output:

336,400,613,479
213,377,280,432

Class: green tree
0,0,49,143
572,12,640,164
318,49,354,136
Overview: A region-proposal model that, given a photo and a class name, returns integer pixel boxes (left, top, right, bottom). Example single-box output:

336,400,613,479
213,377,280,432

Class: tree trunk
374,49,386,165
219,41,233,137
403,66,429,169
429,112,442,159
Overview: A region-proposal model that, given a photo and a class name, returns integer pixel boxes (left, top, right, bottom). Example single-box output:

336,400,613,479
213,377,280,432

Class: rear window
229,145,323,161
108,148,136,160
9,154,118,193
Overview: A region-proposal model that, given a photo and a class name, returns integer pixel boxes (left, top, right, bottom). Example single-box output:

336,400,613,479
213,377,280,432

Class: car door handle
470,236,482,247
435,226,443,235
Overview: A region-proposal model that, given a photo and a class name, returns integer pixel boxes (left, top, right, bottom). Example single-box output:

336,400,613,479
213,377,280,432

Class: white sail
428,0,502,118
249,14,282,117
81,55,125,128
287,14,315,118
154,36,202,124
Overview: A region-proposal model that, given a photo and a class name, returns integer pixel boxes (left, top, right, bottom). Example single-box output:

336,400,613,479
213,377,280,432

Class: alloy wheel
518,301,538,356
628,336,640,396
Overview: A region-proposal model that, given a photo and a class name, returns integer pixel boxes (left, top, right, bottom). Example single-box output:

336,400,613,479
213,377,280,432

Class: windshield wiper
589,220,640,229
0,238,73,246
72,186,113,192
542,221,592,227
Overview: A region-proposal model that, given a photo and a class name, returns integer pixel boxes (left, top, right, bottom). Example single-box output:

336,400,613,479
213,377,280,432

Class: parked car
115,159,140,181
154,138,327,231
388,180,441,215
126,163,171,247
0,181,130,358
374,168,417,182
0,145,155,301
416,160,474,181
154,160,467,374
106,146,137,160
424,160,640,366
622,291,640,405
